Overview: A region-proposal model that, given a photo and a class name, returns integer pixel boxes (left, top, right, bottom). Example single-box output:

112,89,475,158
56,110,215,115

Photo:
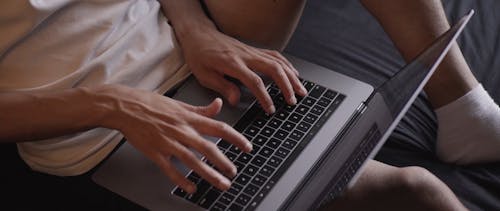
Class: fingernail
290,96,297,105
246,142,253,152
268,105,276,114
300,86,307,96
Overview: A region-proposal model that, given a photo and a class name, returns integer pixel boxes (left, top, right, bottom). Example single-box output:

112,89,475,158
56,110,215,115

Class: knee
394,166,442,199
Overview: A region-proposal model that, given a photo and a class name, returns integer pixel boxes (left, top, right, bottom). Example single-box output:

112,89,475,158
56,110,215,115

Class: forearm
158,0,217,47
360,0,477,108
0,87,113,143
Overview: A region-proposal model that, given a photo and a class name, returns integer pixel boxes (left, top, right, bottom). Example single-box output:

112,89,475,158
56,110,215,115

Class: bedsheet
285,0,500,210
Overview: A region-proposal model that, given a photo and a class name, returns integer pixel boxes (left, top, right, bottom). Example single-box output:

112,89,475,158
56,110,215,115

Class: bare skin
0,0,306,195
0,0,477,209
360,0,479,108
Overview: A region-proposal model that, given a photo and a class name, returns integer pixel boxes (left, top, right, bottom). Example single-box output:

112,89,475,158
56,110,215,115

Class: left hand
178,25,307,114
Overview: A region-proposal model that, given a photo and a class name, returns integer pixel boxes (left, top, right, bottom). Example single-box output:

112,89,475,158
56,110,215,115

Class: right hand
99,85,252,193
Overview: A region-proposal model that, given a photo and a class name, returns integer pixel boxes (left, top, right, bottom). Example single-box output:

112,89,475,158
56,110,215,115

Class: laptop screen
375,10,473,118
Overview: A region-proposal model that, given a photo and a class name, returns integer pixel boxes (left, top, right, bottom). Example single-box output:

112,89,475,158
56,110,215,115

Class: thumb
177,97,223,118
196,71,241,106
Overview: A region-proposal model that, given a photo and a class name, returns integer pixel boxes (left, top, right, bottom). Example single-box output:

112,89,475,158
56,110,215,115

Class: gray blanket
285,0,500,210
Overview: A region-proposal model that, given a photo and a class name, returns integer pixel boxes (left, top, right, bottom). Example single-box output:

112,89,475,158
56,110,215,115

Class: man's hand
159,0,307,114
180,26,307,114
100,85,252,193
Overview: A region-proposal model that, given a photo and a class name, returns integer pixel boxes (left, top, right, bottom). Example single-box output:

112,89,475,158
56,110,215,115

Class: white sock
435,84,500,165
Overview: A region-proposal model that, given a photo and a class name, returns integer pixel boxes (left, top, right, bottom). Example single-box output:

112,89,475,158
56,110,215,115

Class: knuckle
215,121,229,132
249,75,264,88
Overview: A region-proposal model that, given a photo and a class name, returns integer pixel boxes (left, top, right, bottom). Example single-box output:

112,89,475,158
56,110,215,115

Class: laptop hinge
279,101,368,210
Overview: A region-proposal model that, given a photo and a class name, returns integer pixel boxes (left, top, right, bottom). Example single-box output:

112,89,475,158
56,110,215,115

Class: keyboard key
274,129,289,140
217,140,231,150
302,80,315,91
282,139,298,150
318,97,331,107
225,151,238,161
227,183,243,196
198,189,220,209
252,118,266,128
266,138,281,148
283,104,296,112
219,193,235,206
289,113,303,123
268,118,282,129
244,126,260,137
253,135,268,146
249,145,261,156
235,193,252,206
251,174,268,186
244,184,260,196
187,173,201,184
251,155,267,166
309,85,326,98
236,153,253,164
296,105,309,115
228,203,243,211
212,203,227,211
235,174,251,186
303,97,316,107
260,147,274,157
268,156,282,168
282,121,295,131
297,122,311,133
311,105,325,115
275,147,290,159
261,127,275,137
234,161,246,172
260,165,275,177
268,86,280,97
243,165,259,176
290,130,305,141
323,90,337,99
275,110,290,120
304,113,318,124
173,187,187,198
229,145,242,154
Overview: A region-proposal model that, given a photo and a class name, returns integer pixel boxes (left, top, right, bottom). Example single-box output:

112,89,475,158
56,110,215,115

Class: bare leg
360,0,477,108
361,0,500,164
321,160,467,211
203,0,307,51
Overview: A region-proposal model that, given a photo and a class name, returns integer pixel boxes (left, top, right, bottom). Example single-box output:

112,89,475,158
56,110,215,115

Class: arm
360,0,478,108
158,0,307,113
0,84,251,193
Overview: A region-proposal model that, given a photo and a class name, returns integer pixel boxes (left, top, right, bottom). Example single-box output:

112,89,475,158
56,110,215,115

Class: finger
263,49,300,76
190,114,252,153
178,98,223,118
262,50,307,96
249,56,297,105
153,153,196,194
222,60,275,113
170,125,237,178
172,140,232,191
195,71,241,106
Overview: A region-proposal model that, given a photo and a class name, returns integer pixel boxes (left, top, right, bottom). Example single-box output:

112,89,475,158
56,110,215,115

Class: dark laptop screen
375,11,473,118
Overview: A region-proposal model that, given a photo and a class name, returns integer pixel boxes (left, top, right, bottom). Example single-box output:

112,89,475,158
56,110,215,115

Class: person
0,0,498,210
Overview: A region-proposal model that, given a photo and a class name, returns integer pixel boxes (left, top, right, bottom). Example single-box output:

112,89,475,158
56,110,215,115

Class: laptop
92,10,474,211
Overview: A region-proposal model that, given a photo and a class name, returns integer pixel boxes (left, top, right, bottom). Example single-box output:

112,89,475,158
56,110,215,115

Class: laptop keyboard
172,79,345,211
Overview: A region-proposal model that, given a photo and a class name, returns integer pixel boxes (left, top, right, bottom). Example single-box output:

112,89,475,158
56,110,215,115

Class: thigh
203,0,307,50
320,160,465,211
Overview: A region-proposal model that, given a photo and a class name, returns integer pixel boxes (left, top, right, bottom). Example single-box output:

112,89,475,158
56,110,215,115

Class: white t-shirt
0,0,190,176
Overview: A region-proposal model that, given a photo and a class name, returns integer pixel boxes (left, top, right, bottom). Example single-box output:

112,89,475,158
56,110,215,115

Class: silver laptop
92,10,473,211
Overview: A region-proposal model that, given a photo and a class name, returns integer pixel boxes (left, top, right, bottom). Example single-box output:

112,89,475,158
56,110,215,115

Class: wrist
84,84,127,131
